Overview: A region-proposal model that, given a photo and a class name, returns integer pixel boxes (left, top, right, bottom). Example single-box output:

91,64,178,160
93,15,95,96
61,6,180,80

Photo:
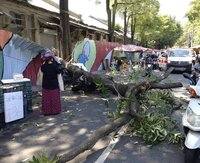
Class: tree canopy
176,0,200,47
102,0,182,48
186,0,200,22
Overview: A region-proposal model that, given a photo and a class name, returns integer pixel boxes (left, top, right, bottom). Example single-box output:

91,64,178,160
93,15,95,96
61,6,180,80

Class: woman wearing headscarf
41,51,62,115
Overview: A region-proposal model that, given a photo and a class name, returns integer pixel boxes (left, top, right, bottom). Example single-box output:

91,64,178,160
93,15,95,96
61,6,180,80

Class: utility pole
60,0,71,61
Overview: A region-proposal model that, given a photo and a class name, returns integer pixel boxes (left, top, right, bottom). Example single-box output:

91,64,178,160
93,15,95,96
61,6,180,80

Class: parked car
167,48,193,73
191,50,197,65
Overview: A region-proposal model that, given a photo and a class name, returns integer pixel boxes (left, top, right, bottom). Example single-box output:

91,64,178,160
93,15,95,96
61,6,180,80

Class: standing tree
60,0,71,61
183,0,200,46
115,0,159,45
106,0,117,42
153,16,182,49
98,0,181,48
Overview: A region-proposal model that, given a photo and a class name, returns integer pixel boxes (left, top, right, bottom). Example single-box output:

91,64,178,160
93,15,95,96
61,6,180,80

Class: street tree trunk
123,7,127,44
58,113,132,162
106,0,112,42
57,65,182,162
110,0,117,42
60,0,71,61
131,17,136,44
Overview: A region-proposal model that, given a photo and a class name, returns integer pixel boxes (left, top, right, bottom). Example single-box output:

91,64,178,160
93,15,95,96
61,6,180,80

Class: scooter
144,56,153,77
182,68,200,163
146,63,153,77
183,65,200,86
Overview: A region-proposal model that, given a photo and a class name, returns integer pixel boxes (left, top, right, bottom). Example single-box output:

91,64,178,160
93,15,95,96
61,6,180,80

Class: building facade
0,0,123,58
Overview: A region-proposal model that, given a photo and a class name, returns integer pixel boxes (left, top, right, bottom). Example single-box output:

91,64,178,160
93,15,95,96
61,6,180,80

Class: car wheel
184,145,198,163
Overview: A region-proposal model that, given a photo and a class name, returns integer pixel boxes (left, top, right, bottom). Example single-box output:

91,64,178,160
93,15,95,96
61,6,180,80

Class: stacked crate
15,81,32,112
0,78,33,125
1,78,33,114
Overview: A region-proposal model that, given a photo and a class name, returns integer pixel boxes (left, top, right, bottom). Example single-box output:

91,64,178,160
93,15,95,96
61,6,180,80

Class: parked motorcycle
182,67,200,163
144,55,154,77
145,63,153,77
183,65,200,86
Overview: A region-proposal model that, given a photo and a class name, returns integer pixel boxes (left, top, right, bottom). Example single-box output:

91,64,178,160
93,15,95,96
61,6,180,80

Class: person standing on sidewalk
41,51,62,115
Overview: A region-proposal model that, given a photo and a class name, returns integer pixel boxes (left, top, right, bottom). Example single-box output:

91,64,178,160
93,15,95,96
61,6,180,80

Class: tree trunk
57,65,182,162
106,0,112,42
57,114,132,162
123,7,127,44
110,0,117,42
131,17,136,44
60,0,71,61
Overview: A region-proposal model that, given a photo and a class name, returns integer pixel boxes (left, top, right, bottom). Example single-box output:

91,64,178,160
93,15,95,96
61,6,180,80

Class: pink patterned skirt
42,88,61,115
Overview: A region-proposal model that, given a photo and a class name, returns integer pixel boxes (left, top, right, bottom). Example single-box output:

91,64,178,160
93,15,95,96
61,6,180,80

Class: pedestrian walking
41,51,62,115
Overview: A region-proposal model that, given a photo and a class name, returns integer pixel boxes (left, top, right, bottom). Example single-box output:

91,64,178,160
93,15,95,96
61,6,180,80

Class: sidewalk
0,87,117,163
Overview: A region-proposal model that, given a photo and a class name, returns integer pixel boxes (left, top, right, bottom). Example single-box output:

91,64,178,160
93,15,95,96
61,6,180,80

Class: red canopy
114,44,147,52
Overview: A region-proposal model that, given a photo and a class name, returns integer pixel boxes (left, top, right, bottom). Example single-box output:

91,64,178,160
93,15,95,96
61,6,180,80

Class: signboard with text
4,91,24,123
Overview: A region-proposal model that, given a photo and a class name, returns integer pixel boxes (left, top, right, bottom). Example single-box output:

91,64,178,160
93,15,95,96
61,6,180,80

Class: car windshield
169,50,190,57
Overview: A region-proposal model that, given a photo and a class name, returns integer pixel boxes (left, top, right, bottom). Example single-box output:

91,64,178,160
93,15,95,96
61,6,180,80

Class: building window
103,35,107,40
10,12,25,26
88,34,93,39
96,33,101,40
81,30,87,37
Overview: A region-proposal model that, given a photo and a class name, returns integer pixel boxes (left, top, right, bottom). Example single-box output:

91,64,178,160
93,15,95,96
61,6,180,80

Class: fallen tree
57,65,183,163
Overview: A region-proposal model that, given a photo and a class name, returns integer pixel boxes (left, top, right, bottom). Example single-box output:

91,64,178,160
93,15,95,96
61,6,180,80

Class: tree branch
57,114,132,163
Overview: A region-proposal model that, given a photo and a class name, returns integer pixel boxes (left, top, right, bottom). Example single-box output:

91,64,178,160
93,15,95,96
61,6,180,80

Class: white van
167,48,193,73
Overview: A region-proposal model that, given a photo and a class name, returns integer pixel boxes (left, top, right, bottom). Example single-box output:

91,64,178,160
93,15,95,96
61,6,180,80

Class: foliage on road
29,153,58,163
50,65,183,162
108,89,184,145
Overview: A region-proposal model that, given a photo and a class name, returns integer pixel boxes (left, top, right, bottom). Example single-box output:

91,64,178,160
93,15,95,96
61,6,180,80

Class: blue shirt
78,54,88,65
